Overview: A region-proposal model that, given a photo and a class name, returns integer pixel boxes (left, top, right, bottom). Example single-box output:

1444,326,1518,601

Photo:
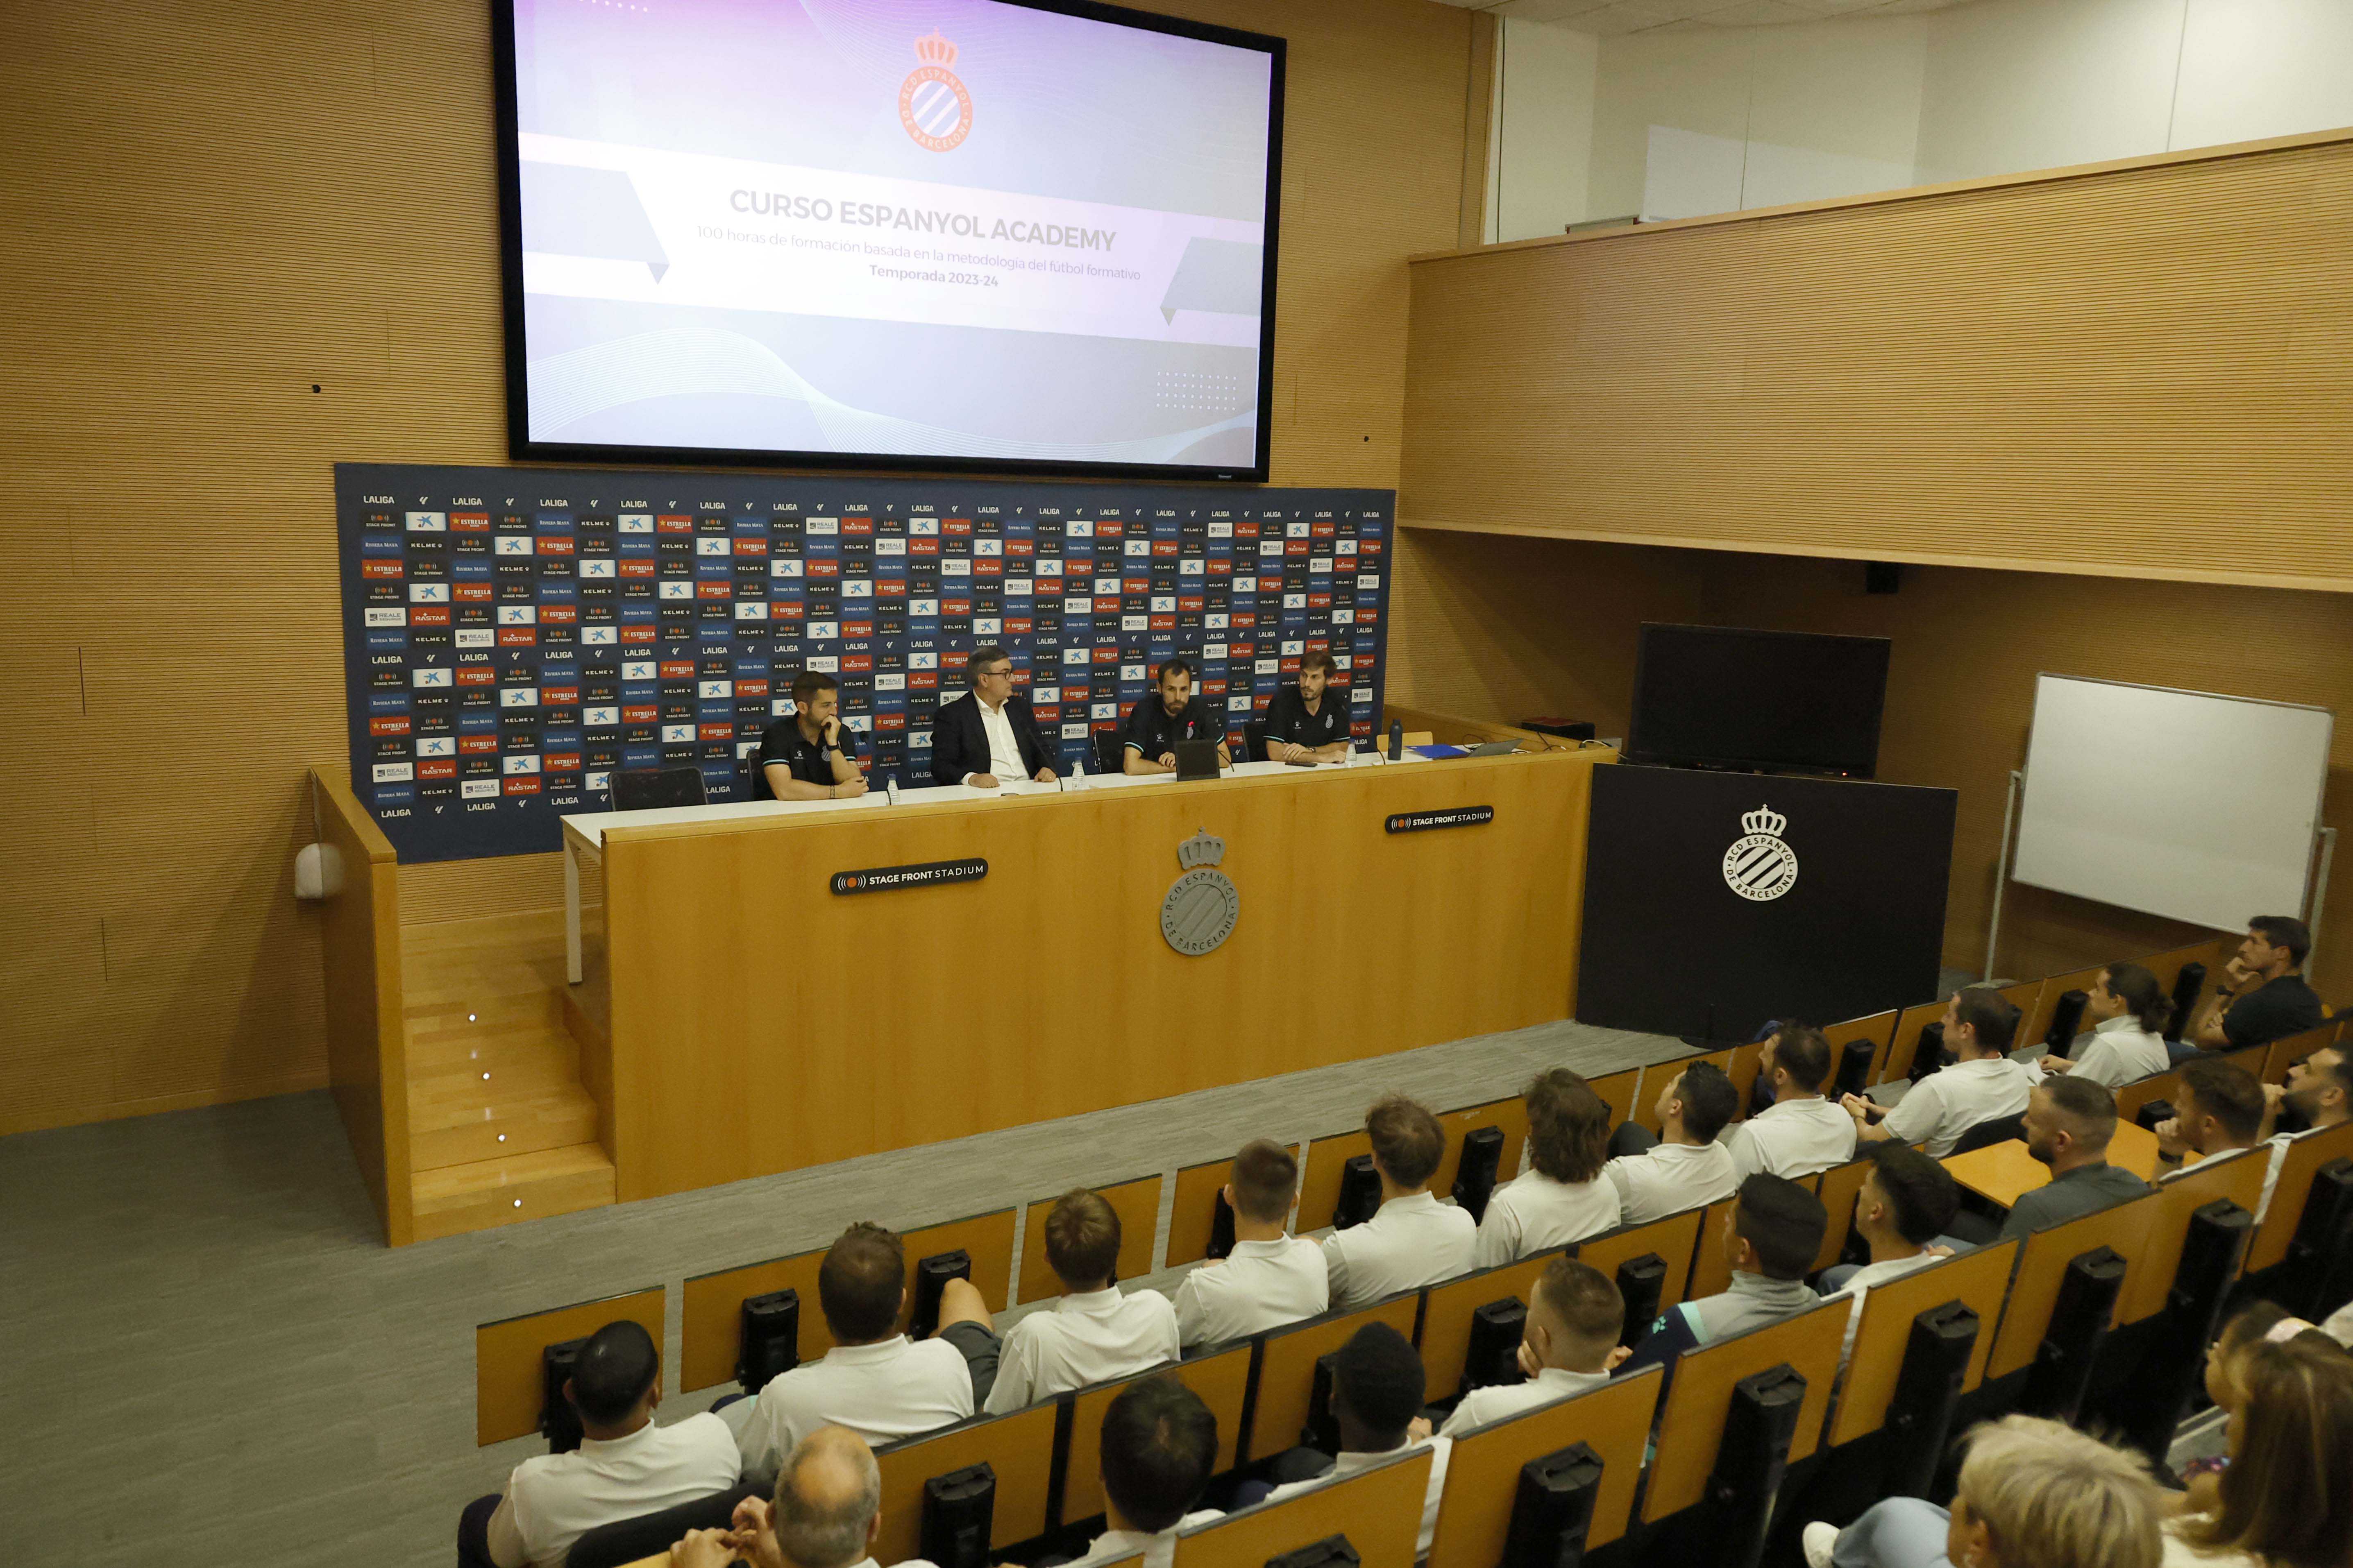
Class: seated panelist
1123,656,1230,775
756,672,866,803
930,644,1057,789
1260,649,1352,764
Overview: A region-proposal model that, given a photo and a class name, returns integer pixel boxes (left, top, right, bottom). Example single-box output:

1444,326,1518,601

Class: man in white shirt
1262,1323,1451,1561
1474,1068,1622,1268
1725,1025,1858,1179
1323,1094,1477,1310
1820,1142,1958,1366
668,1425,937,1568
2260,1040,2350,1141
737,1224,998,1484
984,1188,1179,1413
1440,1257,1629,1437
1068,1377,1224,1568
2157,1057,2288,1220
1602,1060,1743,1224
1174,1139,1329,1348
2043,963,2171,1089
470,1319,741,1568
1845,990,2034,1159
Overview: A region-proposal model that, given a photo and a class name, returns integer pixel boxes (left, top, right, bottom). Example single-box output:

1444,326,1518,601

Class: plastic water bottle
885,776,900,807
1066,752,1084,794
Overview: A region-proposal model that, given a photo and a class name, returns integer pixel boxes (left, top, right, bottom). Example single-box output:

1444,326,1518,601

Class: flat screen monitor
492,0,1284,479
1626,624,1892,777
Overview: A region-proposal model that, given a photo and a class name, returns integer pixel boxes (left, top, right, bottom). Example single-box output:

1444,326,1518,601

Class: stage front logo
1722,804,1798,902
900,30,973,152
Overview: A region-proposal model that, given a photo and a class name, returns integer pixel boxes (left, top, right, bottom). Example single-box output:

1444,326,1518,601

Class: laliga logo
1162,828,1240,956
1722,804,1799,902
899,30,973,152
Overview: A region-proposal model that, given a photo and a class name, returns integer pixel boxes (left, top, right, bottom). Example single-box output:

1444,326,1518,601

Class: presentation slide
502,0,1279,474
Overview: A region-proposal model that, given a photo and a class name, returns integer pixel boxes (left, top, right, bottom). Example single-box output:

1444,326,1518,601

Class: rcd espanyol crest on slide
1162,829,1240,956
1723,804,1799,902
900,30,973,152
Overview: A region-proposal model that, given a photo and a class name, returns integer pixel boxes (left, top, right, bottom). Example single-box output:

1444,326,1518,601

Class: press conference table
560,745,1610,1203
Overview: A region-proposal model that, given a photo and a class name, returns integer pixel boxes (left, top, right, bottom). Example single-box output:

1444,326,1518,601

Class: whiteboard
2013,675,2331,932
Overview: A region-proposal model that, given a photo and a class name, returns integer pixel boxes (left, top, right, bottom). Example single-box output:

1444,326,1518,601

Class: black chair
1092,731,1126,777
1242,721,1270,763
1949,1112,2026,1156
566,1482,758,1568
614,766,708,811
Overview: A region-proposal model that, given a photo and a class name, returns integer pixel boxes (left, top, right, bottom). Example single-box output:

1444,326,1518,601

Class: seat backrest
1641,1296,1854,1523
1824,1011,1901,1092
1019,1174,1164,1305
1809,1156,1877,1273
1576,1207,1706,1318
1417,1253,1557,1397
871,1400,1060,1563
1726,1042,1770,1120
2262,1021,2343,1085
2019,967,2106,1053
477,1286,665,1446
1586,1067,1645,1135
1425,1365,1665,1568
1170,1448,1434,1568
1827,1242,2020,1446
1985,1190,2162,1379
1685,1196,1740,1301
1243,1294,1421,1465
1633,1049,1734,1135
2245,1120,2353,1274
615,765,706,811
1296,1126,1375,1235
1060,1344,1255,1528
2141,937,2237,1002
1881,998,1950,1085
2115,1069,2187,1128
2120,1146,2266,1325
1950,1113,2027,1158
565,1482,757,1568
1432,1095,1531,1197
681,1247,828,1394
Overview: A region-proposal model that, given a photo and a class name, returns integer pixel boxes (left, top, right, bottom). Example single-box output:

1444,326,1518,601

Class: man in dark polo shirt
2187,915,2326,1058
1121,656,1230,775
754,671,867,802
1260,649,1354,764
1995,1076,2151,1242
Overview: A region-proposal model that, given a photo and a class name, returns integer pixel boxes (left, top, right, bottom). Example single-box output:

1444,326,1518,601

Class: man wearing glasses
930,644,1059,789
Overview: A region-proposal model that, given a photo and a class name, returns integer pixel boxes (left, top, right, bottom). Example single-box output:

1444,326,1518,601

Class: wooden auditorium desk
559,747,1608,1203
1943,1121,2162,1209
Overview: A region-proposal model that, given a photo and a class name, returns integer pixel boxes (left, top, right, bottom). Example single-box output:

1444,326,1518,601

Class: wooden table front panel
601,752,1601,1200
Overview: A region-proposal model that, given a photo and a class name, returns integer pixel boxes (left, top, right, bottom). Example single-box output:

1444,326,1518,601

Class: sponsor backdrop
1577,764,1956,1042
335,462,1393,862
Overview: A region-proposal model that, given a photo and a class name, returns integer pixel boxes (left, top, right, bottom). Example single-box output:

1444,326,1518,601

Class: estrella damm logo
899,31,973,152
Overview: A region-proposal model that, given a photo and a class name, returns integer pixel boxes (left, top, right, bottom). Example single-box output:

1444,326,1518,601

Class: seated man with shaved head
671,1425,935,1568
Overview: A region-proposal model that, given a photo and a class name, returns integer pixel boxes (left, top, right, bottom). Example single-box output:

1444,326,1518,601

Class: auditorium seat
1018,1173,1163,1304
1171,1446,1433,1568
1243,1293,1420,1464
1808,1156,1877,1273
1416,1253,1556,1398
475,1285,665,1448
1639,1296,1853,1526
871,1400,1059,1563
1948,1113,2026,1158
565,1482,756,1568
1060,1344,1253,1528
1424,1366,1664,1568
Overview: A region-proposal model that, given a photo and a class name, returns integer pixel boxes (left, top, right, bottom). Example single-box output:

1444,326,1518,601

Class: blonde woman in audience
2167,1324,2353,1568
1472,1068,1620,1267
1802,1415,2165,1568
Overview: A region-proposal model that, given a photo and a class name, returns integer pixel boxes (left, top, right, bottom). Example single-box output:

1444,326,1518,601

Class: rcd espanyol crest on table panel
1722,804,1799,902
1162,829,1240,956
900,30,974,152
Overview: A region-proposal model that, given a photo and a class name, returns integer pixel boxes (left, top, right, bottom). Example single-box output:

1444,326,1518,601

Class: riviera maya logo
1162,829,1240,956
1722,804,1799,902
899,30,973,152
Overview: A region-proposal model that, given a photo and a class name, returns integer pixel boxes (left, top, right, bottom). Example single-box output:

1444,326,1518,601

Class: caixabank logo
337,465,1394,864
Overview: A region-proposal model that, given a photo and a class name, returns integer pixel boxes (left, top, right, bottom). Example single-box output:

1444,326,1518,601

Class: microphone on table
1388,721,1403,762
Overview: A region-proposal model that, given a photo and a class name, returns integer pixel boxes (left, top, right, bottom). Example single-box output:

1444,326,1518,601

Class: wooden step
410,1081,601,1170
410,1144,616,1242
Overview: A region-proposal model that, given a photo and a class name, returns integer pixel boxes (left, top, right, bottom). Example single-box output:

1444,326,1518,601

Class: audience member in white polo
1175,1138,1328,1348
1066,1376,1223,1568
1441,1256,1629,1438
985,1187,1178,1413
1473,1068,1622,1267
467,1319,740,1568
1601,1060,1743,1224
1322,1093,1476,1311
737,1223,998,1484
669,1425,939,1568
2156,1058,2286,1220
1846,990,2034,1159
1263,1323,1452,1561
2044,963,2171,1089
1725,1024,1858,1179
1819,1143,1958,1368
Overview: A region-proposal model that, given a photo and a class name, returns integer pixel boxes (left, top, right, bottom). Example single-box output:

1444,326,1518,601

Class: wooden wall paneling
312,767,413,1246
0,0,1479,1138
603,755,1596,1200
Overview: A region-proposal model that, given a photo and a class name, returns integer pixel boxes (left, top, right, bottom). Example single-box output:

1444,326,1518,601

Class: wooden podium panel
596,750,1605,1201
